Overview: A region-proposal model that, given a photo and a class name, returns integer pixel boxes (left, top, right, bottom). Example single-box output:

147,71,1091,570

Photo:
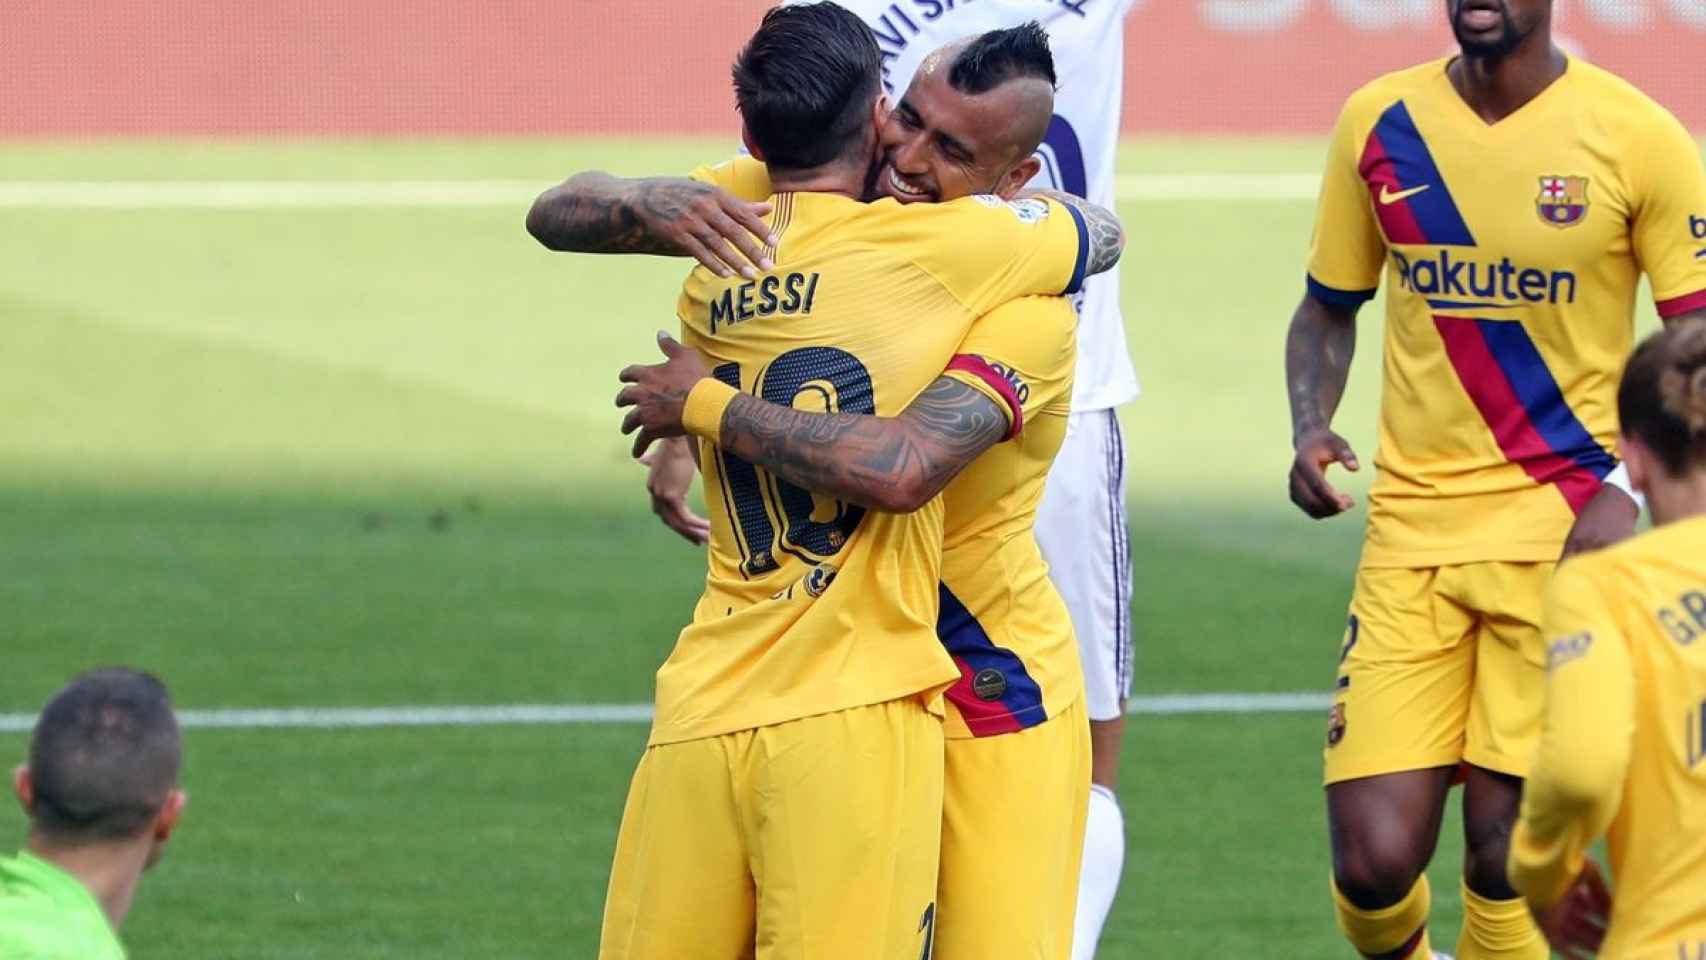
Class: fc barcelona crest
1537,175,1590,228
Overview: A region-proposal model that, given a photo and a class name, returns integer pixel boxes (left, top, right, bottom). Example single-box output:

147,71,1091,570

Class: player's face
1448,0,1546,59
875,63,1047,205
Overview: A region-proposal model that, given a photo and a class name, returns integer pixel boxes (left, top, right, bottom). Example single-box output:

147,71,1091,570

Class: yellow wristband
682,378,739,446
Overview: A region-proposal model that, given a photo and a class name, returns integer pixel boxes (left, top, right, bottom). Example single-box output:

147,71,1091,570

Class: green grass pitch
0,136,1685,956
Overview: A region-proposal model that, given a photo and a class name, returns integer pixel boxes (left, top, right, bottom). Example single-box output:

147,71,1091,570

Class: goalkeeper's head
14,668,186,875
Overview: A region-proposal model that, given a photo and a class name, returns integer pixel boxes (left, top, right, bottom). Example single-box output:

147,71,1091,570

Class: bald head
875,23,1058,204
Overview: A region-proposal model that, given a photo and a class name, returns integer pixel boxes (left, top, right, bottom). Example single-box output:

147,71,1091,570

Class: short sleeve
1628,110,1706,319
1306,98,1387,308
689,156,774,202
1508,560,1634,909
941,296,1077,440
916,196,1090,317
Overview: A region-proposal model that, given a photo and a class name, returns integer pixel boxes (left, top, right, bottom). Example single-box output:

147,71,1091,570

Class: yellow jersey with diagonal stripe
653,181,1091,746
1512,516,1706,960
1308,58,1706,567
694,158,1088,740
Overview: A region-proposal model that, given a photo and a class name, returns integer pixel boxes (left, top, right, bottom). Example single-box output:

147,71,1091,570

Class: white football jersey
793,0,1142,410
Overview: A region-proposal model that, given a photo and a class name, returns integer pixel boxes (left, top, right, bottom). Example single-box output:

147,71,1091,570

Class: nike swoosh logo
1378,184,1431,205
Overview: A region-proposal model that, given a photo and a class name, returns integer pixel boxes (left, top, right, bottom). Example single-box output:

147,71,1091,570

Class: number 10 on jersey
709,347,875,577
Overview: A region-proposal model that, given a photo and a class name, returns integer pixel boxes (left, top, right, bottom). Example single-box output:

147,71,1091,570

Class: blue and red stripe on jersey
1435,316,1615,513
937,582,1046,737
1360,102,1476,248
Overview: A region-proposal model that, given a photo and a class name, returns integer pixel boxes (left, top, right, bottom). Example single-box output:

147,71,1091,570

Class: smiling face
1448,0,1548,60
871,42,1052,204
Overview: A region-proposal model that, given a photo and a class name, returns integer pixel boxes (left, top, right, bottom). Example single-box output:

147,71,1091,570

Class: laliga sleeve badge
972,668,1007,702
1326,703,1347,748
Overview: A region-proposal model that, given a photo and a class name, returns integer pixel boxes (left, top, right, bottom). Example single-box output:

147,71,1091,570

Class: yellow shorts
1323,561,1552,786
938,696,1091,960
598,697,944,960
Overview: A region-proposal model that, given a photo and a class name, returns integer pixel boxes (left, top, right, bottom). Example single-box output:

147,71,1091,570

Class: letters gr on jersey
709,272,821,334
1657,588,1706,646
1390,250,1578,305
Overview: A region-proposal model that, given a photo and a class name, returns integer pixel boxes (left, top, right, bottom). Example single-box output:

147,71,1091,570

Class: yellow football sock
1456,879,1548,960
1332,874,1433,959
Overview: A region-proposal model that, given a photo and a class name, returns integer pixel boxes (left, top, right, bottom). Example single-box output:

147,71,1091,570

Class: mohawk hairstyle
947,21,1057,94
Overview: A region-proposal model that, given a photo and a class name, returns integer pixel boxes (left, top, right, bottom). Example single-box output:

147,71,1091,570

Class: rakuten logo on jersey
1172,0,1706,31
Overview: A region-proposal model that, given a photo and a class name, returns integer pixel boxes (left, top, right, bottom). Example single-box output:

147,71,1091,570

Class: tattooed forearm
716,377,1009,513
526,173,704,255
1285,296,1358,440
1024,189,1125,276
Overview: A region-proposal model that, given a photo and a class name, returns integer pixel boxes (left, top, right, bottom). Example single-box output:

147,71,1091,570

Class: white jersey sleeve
792,0,1142,410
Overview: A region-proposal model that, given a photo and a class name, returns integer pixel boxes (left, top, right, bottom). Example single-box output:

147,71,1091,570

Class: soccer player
805,7,1145,953
561,8,1121,958
537,4,1143,951
1,668,186,960
1285,0,1706,957
1508,319,1706,960
618,27,1099,958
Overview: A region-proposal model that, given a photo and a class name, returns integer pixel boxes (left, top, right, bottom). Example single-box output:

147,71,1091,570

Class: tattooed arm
526,172,776,278
714,378,1008,514
1285,292,1363,519
1021,188,1126,277
616,335,1008,514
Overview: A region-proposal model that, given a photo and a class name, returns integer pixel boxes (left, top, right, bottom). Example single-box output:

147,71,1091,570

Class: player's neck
1448,38,1567,125
1647,473,1706,529
28,832,149,931
767,160,867,200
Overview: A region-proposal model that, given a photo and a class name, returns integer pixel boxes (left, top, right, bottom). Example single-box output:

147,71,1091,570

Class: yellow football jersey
1510,517,1706,960
695,159,1087,740
652,185,1092,746
936,296,1082,738
1308,58,1706,568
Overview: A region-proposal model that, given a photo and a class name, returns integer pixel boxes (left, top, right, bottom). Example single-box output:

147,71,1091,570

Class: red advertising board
1,1,1700,138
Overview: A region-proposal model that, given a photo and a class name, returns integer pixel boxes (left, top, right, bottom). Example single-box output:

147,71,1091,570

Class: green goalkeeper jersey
0,851,126,960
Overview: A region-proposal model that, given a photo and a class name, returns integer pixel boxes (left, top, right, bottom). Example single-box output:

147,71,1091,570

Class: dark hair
1619,318,1706,476
947,22,1057,94
28,668,181,843
732,3,882,171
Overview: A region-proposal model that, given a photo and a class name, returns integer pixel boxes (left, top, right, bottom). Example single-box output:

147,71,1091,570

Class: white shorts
1035,408,1134,722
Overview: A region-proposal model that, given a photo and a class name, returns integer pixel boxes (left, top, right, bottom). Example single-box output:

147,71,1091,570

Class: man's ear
872,93,892,131
13,766,33,817
1621,433,1655,495
741,126,766,162
154,789,187,844
993,155,1044,202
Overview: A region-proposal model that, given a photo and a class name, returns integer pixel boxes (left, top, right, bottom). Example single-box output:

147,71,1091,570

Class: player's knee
1332,833,1429,909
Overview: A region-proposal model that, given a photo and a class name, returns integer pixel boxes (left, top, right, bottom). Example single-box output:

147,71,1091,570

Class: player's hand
1531,860,1611,959
1289,427,1360,519
634,180,777,280
640,436,709,546
617,332,712,459
1560,483,1640,560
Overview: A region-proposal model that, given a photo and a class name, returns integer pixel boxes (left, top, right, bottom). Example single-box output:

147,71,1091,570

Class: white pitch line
0,692,1330,734
0,175,1320,209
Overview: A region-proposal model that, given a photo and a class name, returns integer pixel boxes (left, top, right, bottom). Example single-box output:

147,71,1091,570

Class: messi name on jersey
708,271,821,333
1391,250,1576,306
